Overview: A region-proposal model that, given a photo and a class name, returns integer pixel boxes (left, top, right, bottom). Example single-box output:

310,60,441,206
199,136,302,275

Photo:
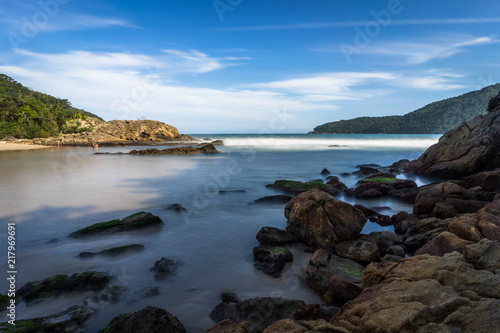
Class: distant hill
311,84,500,134
0,74,103,139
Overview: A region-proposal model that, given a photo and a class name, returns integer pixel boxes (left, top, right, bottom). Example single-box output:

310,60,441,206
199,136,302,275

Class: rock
167,203,187,212
334,239,380,264
221,291,242,303
209,297,306,333
331,279,470,333
488,90,500,112
392,211,419,235
353,204,377,218
355,165,379,176
463,238,500,272
253,245,293,278
150,257,177,280
35,119,198,146
135,286,160,298
0,303,98,333
413,182,470,216
446,197,489,214
285,189,366,251
405,107,500,178
293,304,320,320
320,168,331,175
69,211,163,237
128,144,219,155
476,199,500,241
210,140,225,146
262,318,350,333
368,214,392,226
255,227,297,246
352,175,418,202
388,159,410,173
98,306,185,333
403,217,450,254
432,202,458,219
18,271,111,303
463,170,500,191
443,298,500,332
414,231,474,256
219,190,246,194
267,180,343,196
206,319,248,333
253,195,293,205
79,244,145,258
362,253,500,299
362,231,405,257
306,249,364,305
447,214,484,242
93,285,127,303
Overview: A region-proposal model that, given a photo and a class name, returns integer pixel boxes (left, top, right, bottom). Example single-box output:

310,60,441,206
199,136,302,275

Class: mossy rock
80,244,145,258
150,257,178,280
266,180,328,195
69,212,163,237
18,271,111,303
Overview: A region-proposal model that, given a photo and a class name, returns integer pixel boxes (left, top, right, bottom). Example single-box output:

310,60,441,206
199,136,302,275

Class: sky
0,0,499,134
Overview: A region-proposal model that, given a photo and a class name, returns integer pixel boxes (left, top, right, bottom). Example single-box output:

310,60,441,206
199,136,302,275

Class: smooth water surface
0,134,439,331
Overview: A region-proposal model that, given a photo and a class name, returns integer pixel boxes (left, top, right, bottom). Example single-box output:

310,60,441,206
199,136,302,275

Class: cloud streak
213,17,500,31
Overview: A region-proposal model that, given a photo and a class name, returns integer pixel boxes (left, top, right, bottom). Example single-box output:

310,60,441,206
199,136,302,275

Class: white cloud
246,72,397,101
396,71,465,90
363,37,496,65
162,49,226,74
39,14,134,32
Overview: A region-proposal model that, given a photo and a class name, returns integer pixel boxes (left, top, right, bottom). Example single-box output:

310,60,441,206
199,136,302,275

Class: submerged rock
128,143,219,155
18,271,111,303
79,244,145,259
285,189,366,251
150,257,178,280
98,306,185,333
253,195,293,205
267,179,345,196
69,211,163,238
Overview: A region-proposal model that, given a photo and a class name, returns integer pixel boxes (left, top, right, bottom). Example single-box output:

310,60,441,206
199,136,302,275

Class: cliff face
32,120,197,146
406,91,500,179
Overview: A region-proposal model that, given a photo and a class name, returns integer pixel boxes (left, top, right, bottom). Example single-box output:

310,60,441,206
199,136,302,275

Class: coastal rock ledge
406,91,500,178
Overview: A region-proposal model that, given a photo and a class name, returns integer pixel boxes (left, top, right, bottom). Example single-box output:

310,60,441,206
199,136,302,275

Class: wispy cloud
161,49,249,74
247,72,397,101
38,14,135,32
396,71,465,90
213,17,500,32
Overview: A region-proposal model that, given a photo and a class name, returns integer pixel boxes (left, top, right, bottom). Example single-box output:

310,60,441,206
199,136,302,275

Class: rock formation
406,91,500,178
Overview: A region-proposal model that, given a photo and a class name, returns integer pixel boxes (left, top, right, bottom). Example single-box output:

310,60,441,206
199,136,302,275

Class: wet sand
0,142,52,151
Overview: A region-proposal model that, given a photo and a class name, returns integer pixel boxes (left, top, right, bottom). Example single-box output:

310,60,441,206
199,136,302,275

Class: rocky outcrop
79,244,145,258
406,100,500,178
69,211,163,238
33,119,198,146
128,144,219,155
99,306,185,333
253,195,293,205
255,226,297,246
285,189,366,251
267,179,345,196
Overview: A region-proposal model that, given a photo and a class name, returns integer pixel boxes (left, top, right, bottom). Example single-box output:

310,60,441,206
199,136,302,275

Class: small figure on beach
92,142,99,151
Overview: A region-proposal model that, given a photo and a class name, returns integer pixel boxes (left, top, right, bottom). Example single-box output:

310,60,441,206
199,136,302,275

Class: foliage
312,84,500,134
0,74,103,139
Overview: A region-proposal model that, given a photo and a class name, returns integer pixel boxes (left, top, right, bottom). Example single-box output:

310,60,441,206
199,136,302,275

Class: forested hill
311,84,500,134
0,74,103,139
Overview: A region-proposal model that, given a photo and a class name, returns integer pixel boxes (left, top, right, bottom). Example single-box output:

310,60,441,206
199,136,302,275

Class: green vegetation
312,84,500,134
0,74,103,139
366,177,398,183
69,219,123,237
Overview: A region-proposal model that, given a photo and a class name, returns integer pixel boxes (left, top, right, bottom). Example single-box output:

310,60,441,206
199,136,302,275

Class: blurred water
0,134,437,332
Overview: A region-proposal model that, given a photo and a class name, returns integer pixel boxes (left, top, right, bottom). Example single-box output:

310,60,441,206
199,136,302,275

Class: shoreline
0,142,52,151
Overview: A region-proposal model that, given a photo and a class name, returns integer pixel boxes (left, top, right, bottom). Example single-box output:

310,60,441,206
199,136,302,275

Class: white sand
0,142,52,151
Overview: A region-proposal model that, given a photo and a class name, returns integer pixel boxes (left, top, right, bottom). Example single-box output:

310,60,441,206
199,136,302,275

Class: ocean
0,134,440,332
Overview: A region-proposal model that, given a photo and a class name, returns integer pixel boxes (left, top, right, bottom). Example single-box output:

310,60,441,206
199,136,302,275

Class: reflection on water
0,135,435,332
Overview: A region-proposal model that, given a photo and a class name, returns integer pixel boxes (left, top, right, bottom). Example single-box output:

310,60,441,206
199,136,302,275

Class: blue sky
1,0,499,133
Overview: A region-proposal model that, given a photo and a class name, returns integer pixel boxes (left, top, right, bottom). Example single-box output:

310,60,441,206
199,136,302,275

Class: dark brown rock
255,227,297,246
414,231,474,256
413,182,470,216
334,239,380,264
285,189,366,251
253,245,293,278
463,170,500,191
403,217,450,254
447,214,484,242
463,238,500,272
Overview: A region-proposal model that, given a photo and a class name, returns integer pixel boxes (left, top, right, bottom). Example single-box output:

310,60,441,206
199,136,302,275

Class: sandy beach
0,142,52,151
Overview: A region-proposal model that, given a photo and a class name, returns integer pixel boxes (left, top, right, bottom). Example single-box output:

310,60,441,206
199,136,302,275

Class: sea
0,134,440,332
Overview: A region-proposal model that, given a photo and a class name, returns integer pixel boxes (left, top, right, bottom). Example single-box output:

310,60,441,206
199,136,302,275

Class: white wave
220,136,439,150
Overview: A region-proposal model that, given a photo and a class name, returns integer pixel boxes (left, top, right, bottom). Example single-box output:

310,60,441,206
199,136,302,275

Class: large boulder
413,182,470,216
463,238,500,272
253,245,293,278
285,189,366,251
405,105,500,178
267,180,344,196
414,231,474,256
98,306,185,333
306,249,364,305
